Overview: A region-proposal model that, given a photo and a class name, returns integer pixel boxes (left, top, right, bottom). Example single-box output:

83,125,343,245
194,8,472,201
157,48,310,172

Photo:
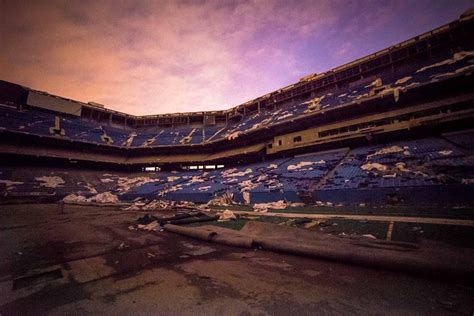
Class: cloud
0,0,472,114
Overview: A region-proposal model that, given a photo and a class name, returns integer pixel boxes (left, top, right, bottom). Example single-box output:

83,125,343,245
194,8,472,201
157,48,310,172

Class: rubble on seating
35,176,65,188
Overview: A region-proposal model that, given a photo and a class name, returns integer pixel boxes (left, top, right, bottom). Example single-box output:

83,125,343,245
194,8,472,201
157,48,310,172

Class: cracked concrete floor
0,203,473,315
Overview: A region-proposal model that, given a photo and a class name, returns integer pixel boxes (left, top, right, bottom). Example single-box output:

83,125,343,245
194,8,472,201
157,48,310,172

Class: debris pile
207,192,234,206
63,192,119,204
89,192,119,203
225,131,242,140
361,162,387,172
253,200,287,212
366,146,404,159
287,160,325,171
35,176,65,188
117,177,160,193
124,199,197,211
218,210,237,222
63,194,88,203
222,168,252,178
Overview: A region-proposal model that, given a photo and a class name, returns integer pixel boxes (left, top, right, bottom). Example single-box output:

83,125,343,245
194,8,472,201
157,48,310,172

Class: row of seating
1,133,472,205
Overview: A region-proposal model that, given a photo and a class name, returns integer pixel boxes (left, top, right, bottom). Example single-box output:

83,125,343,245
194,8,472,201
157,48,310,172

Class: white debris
218,210,237,222
242,191,251,204
304,96,325,113
239,180,259,192
223,178,238,184
365,78,383,88
362,234,377,239
160,184,183,195
142,136,157,147
189,176,205,184
207,192,234,206
395,162,410,172
430,64,474,80
124,132,137,147
0,180,24,190
121,200,147,211
141,200,162,210
180,128,196,144
267,164,278,169
122,204,143,211
287,160,325,171
117,177,159,193
266,179,282,190
277,113,294,121
63,194,87,203
85,183,98,194
403,82,421,90
35,176,65,188
226,131,242,140
253,200,287,212
89,192,119,203
438,150,453,156
138,221,159,231
142,200,194,209
167,176,181,182
222,168,252,178
248,118,272,131
395,76,412,85
198,186,211,192
413,171,429,177
367,146,404,159
361,163,387,172
416,51,474,73
383,173,397,178
289,202,305,207
100,178,115,183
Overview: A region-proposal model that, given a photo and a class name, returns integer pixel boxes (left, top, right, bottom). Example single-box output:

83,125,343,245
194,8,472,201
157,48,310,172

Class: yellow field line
231,211,474,227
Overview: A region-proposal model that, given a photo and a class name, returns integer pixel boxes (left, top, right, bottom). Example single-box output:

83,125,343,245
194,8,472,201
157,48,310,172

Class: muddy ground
0,203,473,315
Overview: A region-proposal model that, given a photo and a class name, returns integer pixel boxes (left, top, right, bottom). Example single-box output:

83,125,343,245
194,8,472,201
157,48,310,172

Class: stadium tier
1,49,474,147
1,132,473,206
0,10,473,207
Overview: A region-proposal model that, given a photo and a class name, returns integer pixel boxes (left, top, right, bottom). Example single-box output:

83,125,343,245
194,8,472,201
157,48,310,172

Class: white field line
228,210,474,227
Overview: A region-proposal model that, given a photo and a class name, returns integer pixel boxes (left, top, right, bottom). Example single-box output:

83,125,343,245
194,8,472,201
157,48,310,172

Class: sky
1,0,473,115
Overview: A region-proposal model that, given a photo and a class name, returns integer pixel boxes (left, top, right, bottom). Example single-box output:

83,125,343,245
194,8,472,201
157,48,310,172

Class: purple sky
1,0,473,115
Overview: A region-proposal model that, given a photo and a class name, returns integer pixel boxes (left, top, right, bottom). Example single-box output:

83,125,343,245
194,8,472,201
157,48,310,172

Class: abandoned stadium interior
1,10,473,207
2,5,474,315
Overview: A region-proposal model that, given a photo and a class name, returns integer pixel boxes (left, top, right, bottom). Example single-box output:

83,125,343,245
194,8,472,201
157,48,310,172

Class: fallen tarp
163,224,217,241
167,215,219,225
163,224,254,248
163,220,474,283
136,212,218,226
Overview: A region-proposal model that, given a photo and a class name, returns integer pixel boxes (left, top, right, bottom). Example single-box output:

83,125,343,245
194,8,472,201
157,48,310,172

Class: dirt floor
0,203,473,315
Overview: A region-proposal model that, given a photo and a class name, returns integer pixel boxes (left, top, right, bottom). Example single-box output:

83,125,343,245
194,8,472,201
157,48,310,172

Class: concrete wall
27,91,82,116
